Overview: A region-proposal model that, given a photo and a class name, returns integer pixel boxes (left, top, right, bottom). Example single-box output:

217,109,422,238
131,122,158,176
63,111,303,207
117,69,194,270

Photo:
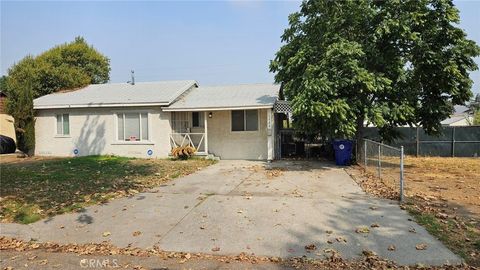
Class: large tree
270,0,479,143
4,37,110,155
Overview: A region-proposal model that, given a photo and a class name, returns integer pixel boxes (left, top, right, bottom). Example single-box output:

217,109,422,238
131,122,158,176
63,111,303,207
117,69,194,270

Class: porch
167,109,275,160
169,111,208,155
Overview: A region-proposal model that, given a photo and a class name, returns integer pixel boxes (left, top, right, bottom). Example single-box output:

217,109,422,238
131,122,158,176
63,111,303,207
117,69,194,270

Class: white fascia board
162,105,274,112
34,102,169,110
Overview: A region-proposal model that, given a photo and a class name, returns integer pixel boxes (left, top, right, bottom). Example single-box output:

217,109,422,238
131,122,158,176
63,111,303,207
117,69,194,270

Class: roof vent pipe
130,70,135,85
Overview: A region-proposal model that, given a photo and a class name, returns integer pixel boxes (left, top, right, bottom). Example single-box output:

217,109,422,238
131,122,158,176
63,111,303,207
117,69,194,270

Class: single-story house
33,80,290,160
440,105,474,126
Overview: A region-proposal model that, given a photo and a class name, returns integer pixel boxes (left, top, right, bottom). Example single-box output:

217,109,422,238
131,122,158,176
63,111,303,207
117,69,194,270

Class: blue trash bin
333,140,353,166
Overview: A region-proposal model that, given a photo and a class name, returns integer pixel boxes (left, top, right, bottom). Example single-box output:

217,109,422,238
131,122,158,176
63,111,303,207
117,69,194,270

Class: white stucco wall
206,109,269,160
35,107,171,158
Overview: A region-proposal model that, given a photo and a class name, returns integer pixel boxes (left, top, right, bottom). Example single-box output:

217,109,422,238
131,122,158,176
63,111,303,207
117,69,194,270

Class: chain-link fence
357,139,405,202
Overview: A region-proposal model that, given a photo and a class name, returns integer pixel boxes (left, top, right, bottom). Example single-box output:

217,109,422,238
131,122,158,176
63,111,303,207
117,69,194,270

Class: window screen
192,112,200,127
231,110,245,131
117,114,124,140
117,112,149,141
56,114,70,135
245,110,258,131
141,113,148,140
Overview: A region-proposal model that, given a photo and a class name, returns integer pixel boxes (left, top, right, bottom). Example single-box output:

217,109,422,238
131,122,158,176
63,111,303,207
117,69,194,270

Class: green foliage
474,109,480,125
6,82,35,155
3,37,110,155
270,0,480,142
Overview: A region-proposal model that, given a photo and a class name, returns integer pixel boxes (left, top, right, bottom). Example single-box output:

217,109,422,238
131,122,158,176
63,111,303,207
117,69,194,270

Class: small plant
171,146,196,160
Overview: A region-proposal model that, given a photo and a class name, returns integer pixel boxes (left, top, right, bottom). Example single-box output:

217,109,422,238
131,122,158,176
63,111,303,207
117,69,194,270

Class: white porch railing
169,133,206,154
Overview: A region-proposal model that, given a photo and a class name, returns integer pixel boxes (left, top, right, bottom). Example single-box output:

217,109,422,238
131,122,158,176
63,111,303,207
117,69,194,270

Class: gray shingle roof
164,83,280,111
34,80,197,109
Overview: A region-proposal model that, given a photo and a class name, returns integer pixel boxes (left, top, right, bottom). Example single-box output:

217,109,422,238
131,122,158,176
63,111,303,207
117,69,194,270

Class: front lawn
0,156,215,224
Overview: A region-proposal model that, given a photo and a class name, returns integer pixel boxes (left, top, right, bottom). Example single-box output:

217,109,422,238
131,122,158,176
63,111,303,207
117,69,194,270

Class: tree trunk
355,115,365,161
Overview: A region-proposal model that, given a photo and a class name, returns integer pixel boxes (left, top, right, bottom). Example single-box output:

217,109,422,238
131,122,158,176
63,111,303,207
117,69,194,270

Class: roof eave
34,102,170,110
163,104,274,112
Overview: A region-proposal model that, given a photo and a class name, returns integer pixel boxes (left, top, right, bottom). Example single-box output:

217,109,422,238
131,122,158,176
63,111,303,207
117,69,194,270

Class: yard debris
355,226,370,234
0,236,475,269
370,223,380,228
132,231,142,237
388,245,396,251
415,243,428,250
409,227,417,233
335,237,347,243
304,244,317,251
102,231,111,237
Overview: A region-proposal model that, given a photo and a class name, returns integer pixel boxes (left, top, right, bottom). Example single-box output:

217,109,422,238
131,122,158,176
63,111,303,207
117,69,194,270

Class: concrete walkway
0,160,461,266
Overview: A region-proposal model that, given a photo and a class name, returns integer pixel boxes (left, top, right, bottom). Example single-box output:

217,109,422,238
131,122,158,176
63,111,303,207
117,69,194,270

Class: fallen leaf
335,237,347,243
370,223,380,228
211,247,220,252
416,243,428,250
355,227,370,233
132,231,142,237
388,245,396,251
408,228,416,233
305,244,317,250
362,249,376,257
102,231,111,237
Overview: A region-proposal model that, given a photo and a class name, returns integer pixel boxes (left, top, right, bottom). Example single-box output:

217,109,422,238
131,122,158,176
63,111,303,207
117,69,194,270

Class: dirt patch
401,157,480,218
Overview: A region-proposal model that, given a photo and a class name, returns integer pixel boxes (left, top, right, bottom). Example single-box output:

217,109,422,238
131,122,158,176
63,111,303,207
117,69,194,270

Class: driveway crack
154,194,211,245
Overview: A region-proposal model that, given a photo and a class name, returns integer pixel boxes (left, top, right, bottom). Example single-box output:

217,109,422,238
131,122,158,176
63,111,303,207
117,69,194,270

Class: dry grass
402,157,480,217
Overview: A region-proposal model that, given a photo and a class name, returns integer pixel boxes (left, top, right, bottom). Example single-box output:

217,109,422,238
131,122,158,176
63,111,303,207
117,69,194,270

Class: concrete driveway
1,160,460,266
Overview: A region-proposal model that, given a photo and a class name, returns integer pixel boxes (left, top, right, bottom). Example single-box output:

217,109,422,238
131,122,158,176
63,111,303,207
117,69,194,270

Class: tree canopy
3,37,110,154
270,0,480,142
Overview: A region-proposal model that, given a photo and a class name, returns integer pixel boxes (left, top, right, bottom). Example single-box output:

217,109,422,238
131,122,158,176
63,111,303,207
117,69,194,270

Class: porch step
205,153,221,161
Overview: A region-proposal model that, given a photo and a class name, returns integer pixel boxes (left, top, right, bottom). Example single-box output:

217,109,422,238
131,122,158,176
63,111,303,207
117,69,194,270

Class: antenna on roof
127,70,135,85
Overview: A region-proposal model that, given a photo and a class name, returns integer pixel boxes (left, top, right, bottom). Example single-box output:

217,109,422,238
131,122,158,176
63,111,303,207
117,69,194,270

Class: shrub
171,146,196,160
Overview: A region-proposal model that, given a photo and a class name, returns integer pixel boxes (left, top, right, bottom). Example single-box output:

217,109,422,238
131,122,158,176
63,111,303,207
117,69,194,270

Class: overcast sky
1,1,479,94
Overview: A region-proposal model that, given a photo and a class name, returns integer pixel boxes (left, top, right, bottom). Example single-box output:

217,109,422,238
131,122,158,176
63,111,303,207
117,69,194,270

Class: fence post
364,140,367,168
377,144,381,179
400,146,404,203
452,127,456,157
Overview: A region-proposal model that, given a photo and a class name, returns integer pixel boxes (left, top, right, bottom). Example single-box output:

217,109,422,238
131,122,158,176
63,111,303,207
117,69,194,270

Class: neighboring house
33,80,283,160
441,105,474,126
0,91,16,143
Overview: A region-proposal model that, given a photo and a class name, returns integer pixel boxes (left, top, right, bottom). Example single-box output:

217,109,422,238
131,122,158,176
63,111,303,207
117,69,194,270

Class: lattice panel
274,100,292,113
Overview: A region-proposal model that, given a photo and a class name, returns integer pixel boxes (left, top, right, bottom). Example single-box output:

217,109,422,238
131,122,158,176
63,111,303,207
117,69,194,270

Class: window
191,112,204,128
56,114,70,135
117,113,149,141
231,110,258,131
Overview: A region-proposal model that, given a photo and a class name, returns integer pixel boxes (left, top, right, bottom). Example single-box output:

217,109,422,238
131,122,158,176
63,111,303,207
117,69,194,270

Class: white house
33,80,283,160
